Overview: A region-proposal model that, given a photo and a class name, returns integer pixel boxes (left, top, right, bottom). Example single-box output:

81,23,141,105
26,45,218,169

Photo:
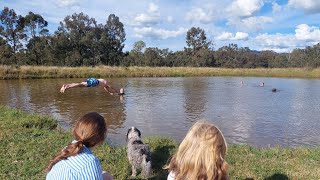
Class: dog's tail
142,145,152,177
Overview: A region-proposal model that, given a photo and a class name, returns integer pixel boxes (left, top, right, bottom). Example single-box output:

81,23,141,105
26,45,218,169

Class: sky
1,0,320,53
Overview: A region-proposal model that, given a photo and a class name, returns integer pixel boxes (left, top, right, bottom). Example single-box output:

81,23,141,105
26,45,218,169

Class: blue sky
1,0,320,53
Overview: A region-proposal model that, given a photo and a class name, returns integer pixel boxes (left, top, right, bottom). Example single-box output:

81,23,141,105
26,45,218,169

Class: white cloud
216,32,233,41
167,16,174,23
234,32,249,40
216,32,248,41
226,0,264,18
228,16,273,31
131,3,161,26
253,24,320,52
133,27,187,39
185,7,215,24
272,2,282,13
295,24,320,41
255,33,298,48
288,0,320,14
132,13,160,26
55,0,80,8
260,47,293,53
148,3,159,13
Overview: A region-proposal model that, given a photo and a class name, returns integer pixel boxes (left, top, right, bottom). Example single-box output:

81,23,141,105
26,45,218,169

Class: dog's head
126,127,141,142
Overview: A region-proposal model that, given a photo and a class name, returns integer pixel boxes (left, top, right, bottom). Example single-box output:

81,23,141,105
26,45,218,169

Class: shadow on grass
264,173,289,180
143,137,177,180
149,144,176,180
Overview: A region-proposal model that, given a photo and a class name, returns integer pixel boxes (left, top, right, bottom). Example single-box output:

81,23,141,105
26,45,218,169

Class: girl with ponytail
45,112,113,180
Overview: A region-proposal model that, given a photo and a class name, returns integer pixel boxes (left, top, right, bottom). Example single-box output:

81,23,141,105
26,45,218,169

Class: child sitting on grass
45,112,113,180
164,121,229,180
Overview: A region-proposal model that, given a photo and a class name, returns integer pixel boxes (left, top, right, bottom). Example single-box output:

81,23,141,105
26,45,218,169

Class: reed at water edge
1,65,320,79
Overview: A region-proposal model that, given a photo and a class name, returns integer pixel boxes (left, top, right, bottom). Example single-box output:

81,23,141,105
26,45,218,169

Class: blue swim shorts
85,78,99,87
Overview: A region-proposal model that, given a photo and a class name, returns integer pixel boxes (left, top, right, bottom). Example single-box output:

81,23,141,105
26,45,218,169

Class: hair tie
77,140,84,146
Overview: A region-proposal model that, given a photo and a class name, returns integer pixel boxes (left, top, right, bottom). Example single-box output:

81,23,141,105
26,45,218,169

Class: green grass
1,65,320,79
0,106,319,179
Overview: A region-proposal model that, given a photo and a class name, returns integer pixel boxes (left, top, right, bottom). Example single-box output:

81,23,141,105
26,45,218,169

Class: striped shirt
46,145,103,180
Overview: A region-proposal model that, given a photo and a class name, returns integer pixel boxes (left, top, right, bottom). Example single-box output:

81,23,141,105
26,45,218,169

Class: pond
1,77,320,147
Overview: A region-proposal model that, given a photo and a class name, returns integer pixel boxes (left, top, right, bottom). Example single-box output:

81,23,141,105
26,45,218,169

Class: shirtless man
60,78,124,95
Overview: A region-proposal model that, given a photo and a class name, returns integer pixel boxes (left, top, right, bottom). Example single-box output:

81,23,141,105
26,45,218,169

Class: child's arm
103,85,114,95
103,85,119,95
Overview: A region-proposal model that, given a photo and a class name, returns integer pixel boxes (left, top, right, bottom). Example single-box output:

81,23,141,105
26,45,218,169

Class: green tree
215,44,239,68
132,40,146,54
270,53,289,68
127,41,146,66
0,7,26,64
24,12,48,39
0,37,12,64
143,47,163,66
257,50,275,68
166,51,191,67
290,48,307,67
55,12,98,66
100,14,126,65
305,43,320,68
191,48,215,67
186,27,211,54
24,12,49,65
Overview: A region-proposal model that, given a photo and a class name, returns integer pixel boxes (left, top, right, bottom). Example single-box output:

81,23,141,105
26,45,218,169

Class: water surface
1,77,319,147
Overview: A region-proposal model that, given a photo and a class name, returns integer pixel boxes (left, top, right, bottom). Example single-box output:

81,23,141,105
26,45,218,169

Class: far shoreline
1,65,320,79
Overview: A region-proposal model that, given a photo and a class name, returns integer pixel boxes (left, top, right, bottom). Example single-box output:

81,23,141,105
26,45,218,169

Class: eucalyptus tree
289,48,307,67
55,12,98,66
186,27,212,54
269,53,289,68
0,37,12,64
24,11,49,65
132,40,146,54
305,43,320,67
215,44,239,68
129,40,146,66
100,14,126,65
0,7,26,64
24,12,48,39
143,47,163,66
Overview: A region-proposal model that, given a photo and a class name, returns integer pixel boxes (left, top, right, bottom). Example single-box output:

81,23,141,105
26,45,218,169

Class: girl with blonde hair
165,121,228,180
45,112,113,180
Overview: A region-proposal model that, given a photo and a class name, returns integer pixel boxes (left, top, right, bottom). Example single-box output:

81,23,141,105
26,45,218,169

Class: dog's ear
126,128,131,141
134,127,141,137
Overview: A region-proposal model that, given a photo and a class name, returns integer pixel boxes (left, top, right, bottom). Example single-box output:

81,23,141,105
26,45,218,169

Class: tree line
1,7,320,68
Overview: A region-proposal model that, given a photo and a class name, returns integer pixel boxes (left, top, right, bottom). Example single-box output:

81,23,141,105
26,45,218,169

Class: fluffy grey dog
126,127,152,177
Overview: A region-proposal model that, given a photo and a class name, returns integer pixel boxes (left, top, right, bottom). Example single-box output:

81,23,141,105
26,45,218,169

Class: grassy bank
0,106,319,179
1,65,320,79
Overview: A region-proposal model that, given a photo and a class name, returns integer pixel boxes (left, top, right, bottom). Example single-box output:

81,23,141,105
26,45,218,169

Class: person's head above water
119,88,125,95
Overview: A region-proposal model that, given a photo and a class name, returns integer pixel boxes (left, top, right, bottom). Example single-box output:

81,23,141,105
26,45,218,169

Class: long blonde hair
45,112,107,173
165,121,228,180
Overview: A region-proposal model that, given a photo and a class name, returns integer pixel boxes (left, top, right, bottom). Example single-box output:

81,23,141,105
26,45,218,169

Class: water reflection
182,77,208,122
1,77,320,147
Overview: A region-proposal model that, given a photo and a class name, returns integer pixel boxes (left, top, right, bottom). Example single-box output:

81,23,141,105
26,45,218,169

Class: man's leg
60,82,87,93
